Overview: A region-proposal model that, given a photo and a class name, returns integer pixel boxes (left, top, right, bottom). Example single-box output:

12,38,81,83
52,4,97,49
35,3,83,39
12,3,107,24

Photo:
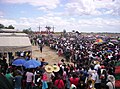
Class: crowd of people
0,32,120,89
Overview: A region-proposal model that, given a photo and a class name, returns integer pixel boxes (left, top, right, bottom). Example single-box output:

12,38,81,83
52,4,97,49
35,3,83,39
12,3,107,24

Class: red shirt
54,79,64,89
70,77,79,86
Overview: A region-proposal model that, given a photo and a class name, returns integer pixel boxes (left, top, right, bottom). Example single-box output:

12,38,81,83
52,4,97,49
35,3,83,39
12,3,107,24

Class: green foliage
0,24,4,28
22,28,33,34
0,24,15,29
7,25,15,29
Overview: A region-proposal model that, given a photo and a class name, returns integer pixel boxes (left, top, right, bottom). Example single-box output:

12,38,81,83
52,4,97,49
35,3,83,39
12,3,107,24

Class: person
48,82,58,89
101,69,107,88
39,43,43,53
69,73,79,87
0,73,14,89
94,69,101,89
54,75,65,89
77,72,86,89
86,80,94,89
106,75,115,89
14,72,22,89
2,56,8,74
5,68,14,87
26,69,34,89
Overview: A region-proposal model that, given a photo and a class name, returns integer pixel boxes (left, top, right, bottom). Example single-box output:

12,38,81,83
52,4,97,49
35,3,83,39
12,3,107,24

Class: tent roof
0,33,32,52
0,33,28,36
0,29,20,32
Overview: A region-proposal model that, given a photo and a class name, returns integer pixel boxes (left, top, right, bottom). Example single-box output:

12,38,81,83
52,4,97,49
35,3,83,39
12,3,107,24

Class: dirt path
32,46,65,65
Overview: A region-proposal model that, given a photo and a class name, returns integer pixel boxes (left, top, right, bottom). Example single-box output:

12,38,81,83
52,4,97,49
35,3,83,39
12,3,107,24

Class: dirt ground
32,45,65,65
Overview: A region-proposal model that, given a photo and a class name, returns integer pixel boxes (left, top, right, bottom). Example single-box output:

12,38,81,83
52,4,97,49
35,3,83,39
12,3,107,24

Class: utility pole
38,25,42,32
53,26,55,32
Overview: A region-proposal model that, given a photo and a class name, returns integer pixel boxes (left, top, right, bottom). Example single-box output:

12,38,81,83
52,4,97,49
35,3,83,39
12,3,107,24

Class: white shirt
94,64,100,70
106,82,115,89
26,72,33,82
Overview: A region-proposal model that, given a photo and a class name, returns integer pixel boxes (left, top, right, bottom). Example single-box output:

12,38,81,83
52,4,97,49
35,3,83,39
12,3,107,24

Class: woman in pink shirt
26,69,34,89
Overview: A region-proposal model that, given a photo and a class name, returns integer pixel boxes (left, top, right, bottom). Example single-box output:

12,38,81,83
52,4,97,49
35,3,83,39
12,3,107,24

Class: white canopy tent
0,33,32,52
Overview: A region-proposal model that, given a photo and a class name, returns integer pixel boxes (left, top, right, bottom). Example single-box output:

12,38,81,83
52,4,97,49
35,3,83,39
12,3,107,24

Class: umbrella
108,42,114,45
23,59,41,68
107,50,113,53
96,39,103,43
110,39,118,43
12,58,26,66
94,39,104,44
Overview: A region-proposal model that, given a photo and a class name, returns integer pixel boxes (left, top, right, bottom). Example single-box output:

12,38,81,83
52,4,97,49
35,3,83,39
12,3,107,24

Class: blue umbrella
23,59,41,68
107,50,113,53
12,58,26,66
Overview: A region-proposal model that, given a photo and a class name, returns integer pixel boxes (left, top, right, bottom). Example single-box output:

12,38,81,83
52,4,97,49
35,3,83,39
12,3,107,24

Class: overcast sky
0,0,120,32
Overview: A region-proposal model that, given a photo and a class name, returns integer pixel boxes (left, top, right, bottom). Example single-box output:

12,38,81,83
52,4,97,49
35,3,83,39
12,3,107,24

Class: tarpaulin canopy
0,33,32,52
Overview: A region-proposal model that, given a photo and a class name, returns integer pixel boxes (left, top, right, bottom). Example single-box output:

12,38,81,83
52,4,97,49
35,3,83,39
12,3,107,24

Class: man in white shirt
106,75,115,89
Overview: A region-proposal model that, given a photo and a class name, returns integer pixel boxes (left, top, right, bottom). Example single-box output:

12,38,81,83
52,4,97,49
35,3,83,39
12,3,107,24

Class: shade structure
0,33,32,52
12,58,26,66
23,59,41,68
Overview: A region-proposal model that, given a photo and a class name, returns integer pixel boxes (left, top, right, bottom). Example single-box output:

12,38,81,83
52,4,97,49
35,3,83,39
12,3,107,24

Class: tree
7,25,15,29
23,28,33,34
0,24,4,29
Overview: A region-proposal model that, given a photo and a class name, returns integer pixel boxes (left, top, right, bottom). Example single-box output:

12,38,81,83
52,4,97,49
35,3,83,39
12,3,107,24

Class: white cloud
1,16,120,32
64,0,120,16
2,0,120,16
78,18,120,27
38,7,48,12
2,0,60,10
0,18,17,26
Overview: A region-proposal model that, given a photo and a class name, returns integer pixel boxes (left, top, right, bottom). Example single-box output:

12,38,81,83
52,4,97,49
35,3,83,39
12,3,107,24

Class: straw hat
45,65,53,73
52,65,60,72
